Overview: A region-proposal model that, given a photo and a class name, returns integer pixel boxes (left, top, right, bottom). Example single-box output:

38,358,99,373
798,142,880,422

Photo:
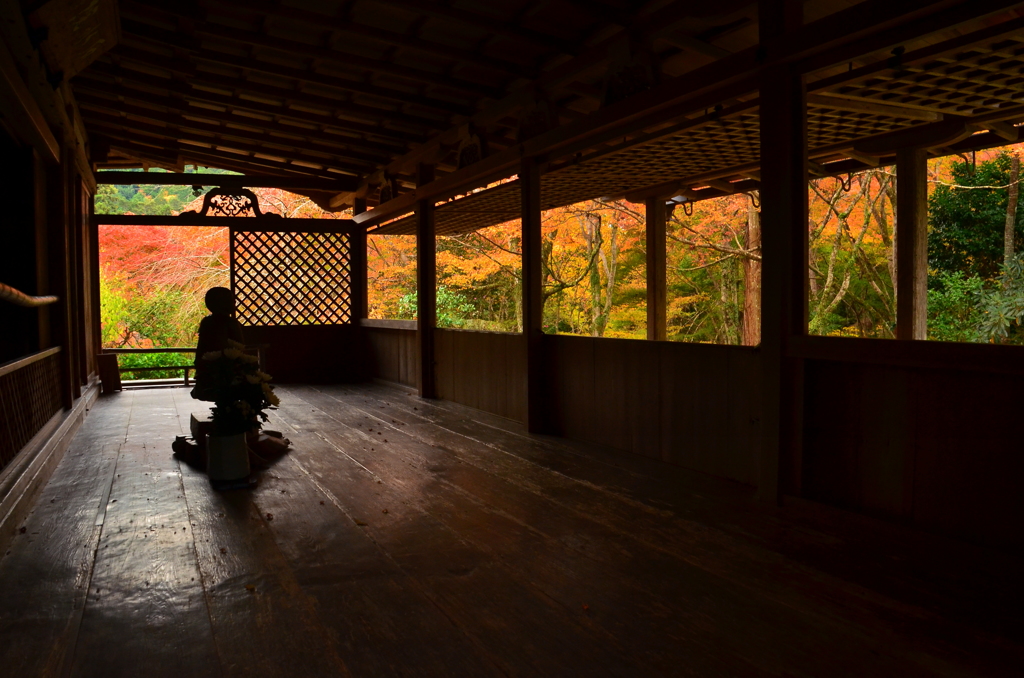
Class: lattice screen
231,229,352,326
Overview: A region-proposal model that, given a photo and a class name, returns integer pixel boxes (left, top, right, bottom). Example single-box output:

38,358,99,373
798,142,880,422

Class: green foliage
926,271,984,342
94,166,240,216
399,286,475,328
99,272,129,346
975,254,1024,343
928,153,1024,280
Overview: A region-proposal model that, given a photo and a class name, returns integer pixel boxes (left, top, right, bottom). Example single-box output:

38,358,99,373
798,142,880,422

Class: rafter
119,3,473,115
95,171,354,192
77,96,389,166
110,42,448,132
79,63,420,146
75,86,404,158
124,37,470,117
364,0,576,55
118,7,502,100
102,134,352,181
81,110,376,175
199,0,539,82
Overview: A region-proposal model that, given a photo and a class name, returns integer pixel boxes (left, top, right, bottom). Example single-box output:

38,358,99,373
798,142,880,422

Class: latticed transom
232,229,352,326
374,102,921,236
824,37,1024,115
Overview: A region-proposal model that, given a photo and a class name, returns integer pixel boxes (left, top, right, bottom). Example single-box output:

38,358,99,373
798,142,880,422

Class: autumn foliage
100,145,1024,353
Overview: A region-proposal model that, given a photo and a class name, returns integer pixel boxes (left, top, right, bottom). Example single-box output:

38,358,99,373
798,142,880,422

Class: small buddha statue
190,286,244,402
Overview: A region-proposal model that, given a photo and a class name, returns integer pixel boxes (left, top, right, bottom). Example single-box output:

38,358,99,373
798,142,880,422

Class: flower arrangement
201,339,279,435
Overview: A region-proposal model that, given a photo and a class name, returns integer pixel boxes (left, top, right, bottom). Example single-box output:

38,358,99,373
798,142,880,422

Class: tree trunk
742,195,761,345
1005,154,1019,267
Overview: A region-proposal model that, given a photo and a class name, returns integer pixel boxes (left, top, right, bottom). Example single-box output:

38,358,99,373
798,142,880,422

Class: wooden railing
0,348,63,470
102,345,267,385
103,347,198,385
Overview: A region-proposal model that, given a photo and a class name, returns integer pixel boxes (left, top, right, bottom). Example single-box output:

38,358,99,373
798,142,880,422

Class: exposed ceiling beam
110,43,447,132
75,86,402,158
364,0,576,55
77,96,389,166
82,111,376,175
119,4,472,115
806,93,942,121
79,63,419,147
103,134,353,181
199,0,539,82
126,37,470,117
121,9,503,101
95,171,357,192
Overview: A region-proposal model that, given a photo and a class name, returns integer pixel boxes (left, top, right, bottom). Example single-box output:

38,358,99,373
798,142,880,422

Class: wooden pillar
521,158,546,433
72,177,88,384
351,197,368,321
47,146,75,408
88,187,102,363
896,147,928,340
415,165,437,398
758,65,807,504
34,150,51,349
646,197,667,341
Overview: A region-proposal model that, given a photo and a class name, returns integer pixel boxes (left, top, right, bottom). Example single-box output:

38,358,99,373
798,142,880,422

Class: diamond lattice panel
823,36,1024,116
232,229,352,326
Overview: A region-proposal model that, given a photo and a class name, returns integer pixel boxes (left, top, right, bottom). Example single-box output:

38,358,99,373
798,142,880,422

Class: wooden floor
0,384,1021,677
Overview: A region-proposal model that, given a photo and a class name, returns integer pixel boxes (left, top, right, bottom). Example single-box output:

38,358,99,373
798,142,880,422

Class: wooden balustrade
0,348,63,471
101,345,267,386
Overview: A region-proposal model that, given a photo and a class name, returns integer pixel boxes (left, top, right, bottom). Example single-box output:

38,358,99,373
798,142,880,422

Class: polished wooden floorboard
0,384,1021,677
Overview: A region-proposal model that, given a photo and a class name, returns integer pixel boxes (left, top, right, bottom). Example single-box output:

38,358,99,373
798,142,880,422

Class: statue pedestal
205,432,251,483
190,413,215,449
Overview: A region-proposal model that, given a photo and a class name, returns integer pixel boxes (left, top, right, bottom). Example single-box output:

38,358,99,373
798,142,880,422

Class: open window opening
927,146,1024,344
541,198,646,338
806,169,896,338
367,234,417,320
436,221,522,332
665,193,761,345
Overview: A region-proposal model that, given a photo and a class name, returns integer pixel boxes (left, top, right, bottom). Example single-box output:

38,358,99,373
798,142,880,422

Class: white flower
202,350,222,361
246,374,261,384
223,348,243,360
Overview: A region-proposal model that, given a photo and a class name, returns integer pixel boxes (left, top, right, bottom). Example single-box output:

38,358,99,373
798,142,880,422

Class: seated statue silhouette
190,286,245,402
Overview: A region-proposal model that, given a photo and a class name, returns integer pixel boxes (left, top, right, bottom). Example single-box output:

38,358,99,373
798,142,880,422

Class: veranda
1,1,1022,675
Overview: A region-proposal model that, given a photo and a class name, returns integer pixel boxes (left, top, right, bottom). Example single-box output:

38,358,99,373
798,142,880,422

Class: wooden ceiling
62,0,1024,225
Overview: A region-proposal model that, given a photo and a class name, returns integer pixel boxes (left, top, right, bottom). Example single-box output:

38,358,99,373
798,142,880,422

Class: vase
205,432,251,483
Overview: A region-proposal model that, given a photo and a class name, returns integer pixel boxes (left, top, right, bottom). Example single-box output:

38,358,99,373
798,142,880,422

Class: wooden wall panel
505,334,527,424
549,336,596,442
802,359,1024,553
364,327,416,388
245,325,369,384
548,336,759,486
432,329,524,422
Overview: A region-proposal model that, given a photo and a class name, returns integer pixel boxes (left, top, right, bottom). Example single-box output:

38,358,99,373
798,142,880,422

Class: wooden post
351,197,368,321
72,177,88,385
758,65,808,504
47,146,75,409
34,149,51,350
416,165,437,398
521,158,546,433
88,187,102,363
645,197,667,342
895,147,928,340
